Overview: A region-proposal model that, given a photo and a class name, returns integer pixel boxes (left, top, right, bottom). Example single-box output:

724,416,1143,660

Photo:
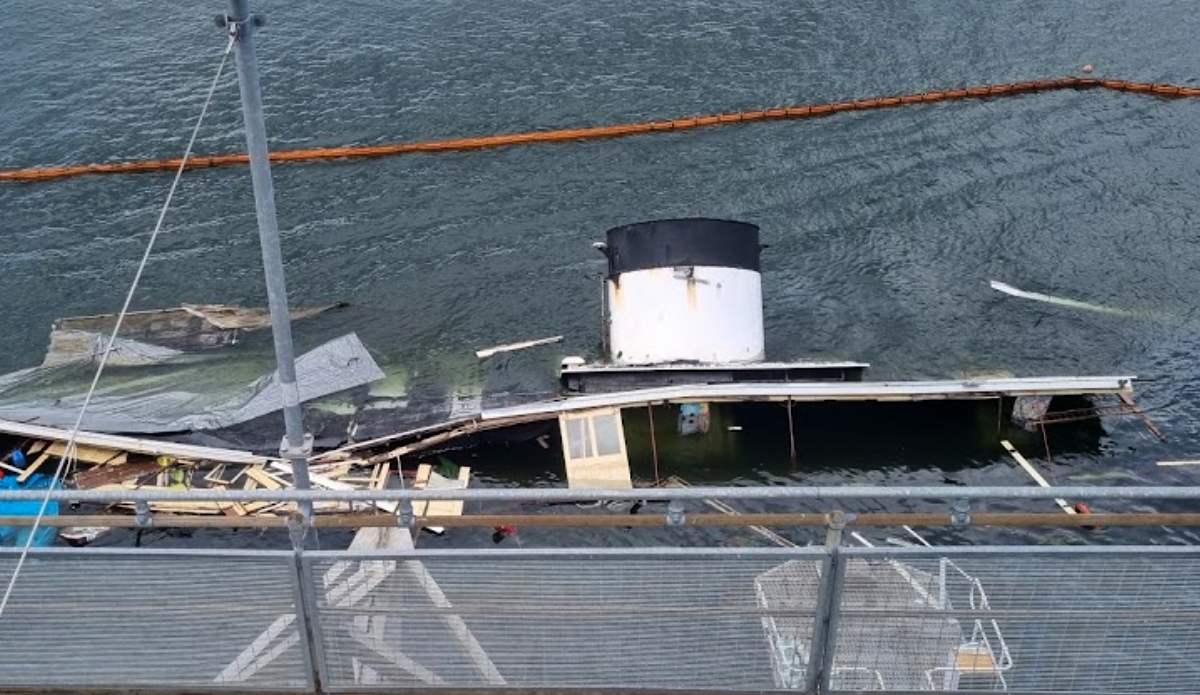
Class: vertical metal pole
225,0,313,520
786,398,797,470
647,404,660,485
600,274,609,359
806,510,846,693
287,514,327,690
817,552,848,692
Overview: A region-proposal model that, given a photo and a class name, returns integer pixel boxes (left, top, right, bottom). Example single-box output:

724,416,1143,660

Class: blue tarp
0,474,58,547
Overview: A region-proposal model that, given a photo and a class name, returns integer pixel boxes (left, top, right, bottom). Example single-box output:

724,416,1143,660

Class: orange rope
3,76,1198,183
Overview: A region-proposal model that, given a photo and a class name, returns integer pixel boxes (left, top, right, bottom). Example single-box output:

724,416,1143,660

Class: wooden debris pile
90,459,398,517
0,413,483,524
0,434,466,520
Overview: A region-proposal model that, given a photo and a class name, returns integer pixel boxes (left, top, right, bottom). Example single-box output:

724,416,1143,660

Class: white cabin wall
607,266,764,365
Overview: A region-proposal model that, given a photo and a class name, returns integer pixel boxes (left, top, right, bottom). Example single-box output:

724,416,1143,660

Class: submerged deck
312,374,1136,467
486,375,1135,420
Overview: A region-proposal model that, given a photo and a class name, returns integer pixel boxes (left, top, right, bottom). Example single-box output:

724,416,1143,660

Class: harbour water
2,1,1200,546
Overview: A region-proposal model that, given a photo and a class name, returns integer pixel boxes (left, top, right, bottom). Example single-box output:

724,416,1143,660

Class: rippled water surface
2,1,1200,546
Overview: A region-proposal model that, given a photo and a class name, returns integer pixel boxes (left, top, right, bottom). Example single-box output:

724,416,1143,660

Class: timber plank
244,467,284,490
411,464,433,517
16,452,52,483
424,466,471,518
0,417,273,465
73,460,164,489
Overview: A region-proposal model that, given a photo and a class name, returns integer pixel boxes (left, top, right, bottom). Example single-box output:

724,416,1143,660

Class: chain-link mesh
307,548,824,691
0,548,312,691
829,547,1200,694
4,543,1198,694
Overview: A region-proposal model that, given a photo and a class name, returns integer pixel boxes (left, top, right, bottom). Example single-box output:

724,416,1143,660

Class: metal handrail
0,484,1199,503
2,510,1199,531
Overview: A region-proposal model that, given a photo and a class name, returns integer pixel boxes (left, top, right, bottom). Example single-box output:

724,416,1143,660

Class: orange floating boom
3,76,1198,183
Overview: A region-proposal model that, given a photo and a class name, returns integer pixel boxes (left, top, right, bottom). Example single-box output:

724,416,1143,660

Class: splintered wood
411,463,471,534
0,434,463,523
0,424,476,524
73,460,164,489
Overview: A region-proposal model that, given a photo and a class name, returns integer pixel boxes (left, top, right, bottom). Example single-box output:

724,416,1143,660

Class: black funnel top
602,218,761,278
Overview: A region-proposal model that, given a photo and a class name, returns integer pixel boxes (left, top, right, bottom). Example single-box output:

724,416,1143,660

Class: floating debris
475,335,563,360
44,302,347,365
989,280,1132,317
0,333,384,433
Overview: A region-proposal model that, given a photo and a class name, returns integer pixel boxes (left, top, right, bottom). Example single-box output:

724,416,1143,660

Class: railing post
806,510,848,693
287,513,326,693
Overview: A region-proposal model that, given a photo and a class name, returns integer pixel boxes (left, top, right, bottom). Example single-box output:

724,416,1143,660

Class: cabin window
592,413,622,456
565,417,592,460
563,411,622,459
558,406,632,489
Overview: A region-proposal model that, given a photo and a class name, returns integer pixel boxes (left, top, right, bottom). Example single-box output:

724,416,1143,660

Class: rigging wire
0,35,237,620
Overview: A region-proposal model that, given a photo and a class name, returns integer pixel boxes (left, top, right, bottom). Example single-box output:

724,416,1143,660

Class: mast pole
224,0,313,519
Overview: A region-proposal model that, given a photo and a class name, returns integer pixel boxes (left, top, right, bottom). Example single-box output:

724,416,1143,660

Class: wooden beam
17,451,53,483
0,418,273,465
308,418,476,464
410,464,433,518
243,467,283,490
203,464,229,485
358,412,557,466
423,466,471,518
475,334,563,359
28,441,124,465
269,461,400,513
1118,391,1167,442
73,460,164,489
1000,440,1076,514
373,462,390,490
664,476,796,547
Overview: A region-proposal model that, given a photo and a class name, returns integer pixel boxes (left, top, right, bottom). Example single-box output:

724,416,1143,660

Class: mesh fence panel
829,547,1200,694
0,548,312,691
3,542,1197,694
307,548,826,691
